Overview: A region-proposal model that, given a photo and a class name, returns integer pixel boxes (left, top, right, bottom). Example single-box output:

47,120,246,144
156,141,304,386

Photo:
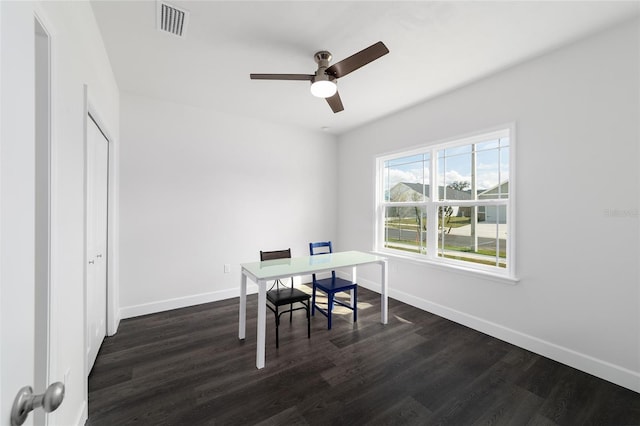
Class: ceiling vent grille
157,1,189,38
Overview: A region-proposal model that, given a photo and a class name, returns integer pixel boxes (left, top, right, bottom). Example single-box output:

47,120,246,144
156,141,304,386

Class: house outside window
375,127,514,277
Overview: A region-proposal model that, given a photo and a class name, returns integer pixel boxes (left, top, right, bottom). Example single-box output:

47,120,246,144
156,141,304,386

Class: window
376,128,514,276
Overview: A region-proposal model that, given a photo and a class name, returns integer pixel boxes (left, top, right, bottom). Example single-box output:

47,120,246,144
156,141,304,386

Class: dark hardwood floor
88,286,640,425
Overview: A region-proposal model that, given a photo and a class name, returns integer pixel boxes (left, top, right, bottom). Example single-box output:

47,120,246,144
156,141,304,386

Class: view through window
376,128,513,275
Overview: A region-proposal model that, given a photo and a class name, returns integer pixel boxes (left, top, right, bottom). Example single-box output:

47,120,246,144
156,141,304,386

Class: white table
238,250,388,368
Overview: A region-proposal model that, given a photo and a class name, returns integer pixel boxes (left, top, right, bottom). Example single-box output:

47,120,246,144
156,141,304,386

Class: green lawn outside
386,216,470,229
385,237,506,268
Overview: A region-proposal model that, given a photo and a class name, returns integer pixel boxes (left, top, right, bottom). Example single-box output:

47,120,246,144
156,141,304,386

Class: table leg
256,279,267,369
381,260,388,324
351,266,357,306
239,272,247,339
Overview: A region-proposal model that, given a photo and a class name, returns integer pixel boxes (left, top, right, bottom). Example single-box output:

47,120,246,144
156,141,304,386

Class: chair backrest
260,248,291,261
260,248,292,290
309,241,335,280
309,241,332,255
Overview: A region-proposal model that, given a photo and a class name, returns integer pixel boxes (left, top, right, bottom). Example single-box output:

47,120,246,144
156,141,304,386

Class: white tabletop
240,250,387,280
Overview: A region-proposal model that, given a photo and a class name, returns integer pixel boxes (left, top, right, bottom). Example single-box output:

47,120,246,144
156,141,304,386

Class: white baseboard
107,311,121,336
355,275,640,394
119,286,256,319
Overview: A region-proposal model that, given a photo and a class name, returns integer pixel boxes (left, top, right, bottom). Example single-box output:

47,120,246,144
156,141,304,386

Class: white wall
338,20,639,392
37,2,120,425
118,93,338,317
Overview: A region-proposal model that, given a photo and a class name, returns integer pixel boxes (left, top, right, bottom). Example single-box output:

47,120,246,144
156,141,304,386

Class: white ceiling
90,1,639,135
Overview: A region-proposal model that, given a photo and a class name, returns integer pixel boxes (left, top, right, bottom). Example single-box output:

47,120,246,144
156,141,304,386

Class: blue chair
261,249,311,348
308,241,357,330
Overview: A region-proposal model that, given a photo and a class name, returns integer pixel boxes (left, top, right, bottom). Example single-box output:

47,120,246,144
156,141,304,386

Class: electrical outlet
224,264,231,273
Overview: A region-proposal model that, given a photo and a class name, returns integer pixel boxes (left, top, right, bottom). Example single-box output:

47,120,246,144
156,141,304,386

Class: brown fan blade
250,73,314,81
326,91,344,113
326,41,389,79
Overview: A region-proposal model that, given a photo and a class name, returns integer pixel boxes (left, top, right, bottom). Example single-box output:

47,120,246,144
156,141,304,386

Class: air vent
157,1,189,38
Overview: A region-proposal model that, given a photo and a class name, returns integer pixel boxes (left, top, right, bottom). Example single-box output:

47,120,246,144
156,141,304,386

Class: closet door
87,115,109,372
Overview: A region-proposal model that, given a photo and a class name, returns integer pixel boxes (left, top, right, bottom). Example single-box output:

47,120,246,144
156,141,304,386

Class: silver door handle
11,382,65,426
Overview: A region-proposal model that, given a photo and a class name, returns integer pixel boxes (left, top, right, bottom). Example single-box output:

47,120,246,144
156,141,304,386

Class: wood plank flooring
88,286,640,425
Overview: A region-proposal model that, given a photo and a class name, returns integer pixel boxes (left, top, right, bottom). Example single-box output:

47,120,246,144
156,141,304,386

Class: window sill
372,249,520,285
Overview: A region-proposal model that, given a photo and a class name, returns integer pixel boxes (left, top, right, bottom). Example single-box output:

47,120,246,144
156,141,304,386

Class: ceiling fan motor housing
313,51,335,83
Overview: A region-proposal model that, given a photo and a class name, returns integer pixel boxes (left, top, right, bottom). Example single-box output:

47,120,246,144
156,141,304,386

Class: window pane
440,144,472,157
476,148,500,192
438,150,472,201
386,154,423,167
477,145,509,199
476,139,500,151
384,154,429,202
384,206,427,255
497,137,510,200
438,205,507,268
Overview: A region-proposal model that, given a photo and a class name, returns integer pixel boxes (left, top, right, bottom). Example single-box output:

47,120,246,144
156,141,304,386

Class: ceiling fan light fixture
250,42,388,112
310,80,337,98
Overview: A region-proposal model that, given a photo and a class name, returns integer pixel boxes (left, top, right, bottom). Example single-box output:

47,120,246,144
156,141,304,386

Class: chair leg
306,303,310,339
327,293,334,330
353,287,358,323
275,306,279,349
311,285,317,316
289,303,293,323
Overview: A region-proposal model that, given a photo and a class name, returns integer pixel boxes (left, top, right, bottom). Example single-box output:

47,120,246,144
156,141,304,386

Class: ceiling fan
250,41,389,113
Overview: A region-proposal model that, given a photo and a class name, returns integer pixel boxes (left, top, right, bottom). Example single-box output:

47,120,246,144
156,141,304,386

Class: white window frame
374,125,516,280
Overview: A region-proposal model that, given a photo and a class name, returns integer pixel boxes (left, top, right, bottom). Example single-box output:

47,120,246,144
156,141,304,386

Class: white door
1,4,66,425
1,2,41,425
86,115,109,372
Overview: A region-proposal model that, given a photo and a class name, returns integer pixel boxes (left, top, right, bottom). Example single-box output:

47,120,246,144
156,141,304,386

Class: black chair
308,241,357,330
261,248,310,348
